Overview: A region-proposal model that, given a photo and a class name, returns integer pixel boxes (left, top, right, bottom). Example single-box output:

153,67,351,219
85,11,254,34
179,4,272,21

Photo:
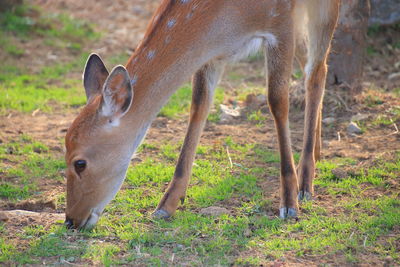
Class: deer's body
64,0,340,229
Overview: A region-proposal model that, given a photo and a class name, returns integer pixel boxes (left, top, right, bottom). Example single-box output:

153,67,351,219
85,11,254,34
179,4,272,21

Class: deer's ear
83,53,109,103
100,65,133,121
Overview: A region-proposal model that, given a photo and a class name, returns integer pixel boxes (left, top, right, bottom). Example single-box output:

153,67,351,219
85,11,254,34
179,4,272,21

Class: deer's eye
74,160,87,174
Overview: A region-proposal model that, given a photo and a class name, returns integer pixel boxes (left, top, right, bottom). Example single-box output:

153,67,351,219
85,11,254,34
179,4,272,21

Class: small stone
384,256,393,267
322,117,335,124
199,206,230,216
219,104,241,123
244,228,252,237
245,94,267,110
347,122,363,134
46,53,58,61
388,72,400,81
66,257,75,263
351,113,369,122
0,212,9,222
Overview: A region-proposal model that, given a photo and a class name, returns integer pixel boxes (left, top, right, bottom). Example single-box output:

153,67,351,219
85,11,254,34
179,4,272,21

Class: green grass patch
159,85,225,119
0,135,65,201
0,3,100,114
0,54,89,114
1,135,399,265
159,84,192,118
0,3,98,41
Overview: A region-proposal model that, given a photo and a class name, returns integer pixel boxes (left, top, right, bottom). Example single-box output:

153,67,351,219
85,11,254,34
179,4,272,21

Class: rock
244,228,252,237
388,72,400,81
351,113,369,122
7,199,57,211
245,94,267,110
370,0,400,26
384,256,394,267
46,53,58,61
199,206,230,216
322,117,336,124
219,104,241,123
0,212,9,222
0,210,64,222
347,122,363,134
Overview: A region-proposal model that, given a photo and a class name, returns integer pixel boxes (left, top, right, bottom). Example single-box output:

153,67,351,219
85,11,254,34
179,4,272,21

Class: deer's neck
120,2,221,151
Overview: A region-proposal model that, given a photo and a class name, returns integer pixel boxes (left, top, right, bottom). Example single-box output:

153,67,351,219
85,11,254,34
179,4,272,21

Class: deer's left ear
100,65,133,120
83,53,109,103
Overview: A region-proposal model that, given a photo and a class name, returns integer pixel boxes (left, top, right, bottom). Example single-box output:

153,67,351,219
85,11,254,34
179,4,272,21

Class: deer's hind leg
153,62,224,219
298,0,340,201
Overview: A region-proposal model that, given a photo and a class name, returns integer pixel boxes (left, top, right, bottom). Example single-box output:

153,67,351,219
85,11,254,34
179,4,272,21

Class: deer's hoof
298,191,312,201
279,207,297,219
152,209,171,219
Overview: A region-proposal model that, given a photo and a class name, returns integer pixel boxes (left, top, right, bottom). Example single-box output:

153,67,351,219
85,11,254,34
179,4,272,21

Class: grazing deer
64,0,340,229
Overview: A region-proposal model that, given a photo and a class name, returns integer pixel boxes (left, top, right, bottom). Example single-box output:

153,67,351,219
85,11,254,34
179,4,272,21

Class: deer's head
64,54,135,229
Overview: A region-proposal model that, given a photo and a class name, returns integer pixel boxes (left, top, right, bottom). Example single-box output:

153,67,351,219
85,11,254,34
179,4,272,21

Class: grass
0,3,100,114
1,133,399,265
0,56,89,114
0,135,65,201
159,85,225,119
0,4,98,43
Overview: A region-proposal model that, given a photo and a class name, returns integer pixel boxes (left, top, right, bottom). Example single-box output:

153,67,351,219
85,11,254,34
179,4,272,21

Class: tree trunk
327,0,371,95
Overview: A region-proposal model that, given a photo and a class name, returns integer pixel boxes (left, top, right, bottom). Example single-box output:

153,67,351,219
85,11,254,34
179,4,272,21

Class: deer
64,0,340,229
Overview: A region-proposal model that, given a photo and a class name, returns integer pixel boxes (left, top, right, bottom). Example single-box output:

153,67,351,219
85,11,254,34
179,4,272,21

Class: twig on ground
32,108,40,117
60,260,80,266
226,146,233,168
391,119,399,133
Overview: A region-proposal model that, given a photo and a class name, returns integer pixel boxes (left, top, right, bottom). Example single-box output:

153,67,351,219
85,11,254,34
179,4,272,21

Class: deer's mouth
64,209,101,230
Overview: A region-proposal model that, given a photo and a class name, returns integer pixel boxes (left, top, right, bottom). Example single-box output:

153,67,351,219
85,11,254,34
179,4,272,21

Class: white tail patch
258,32,278,47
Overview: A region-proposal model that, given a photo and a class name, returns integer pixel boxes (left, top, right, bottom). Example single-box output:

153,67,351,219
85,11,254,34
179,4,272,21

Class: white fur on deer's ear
83,53,109,103
100,65,133,122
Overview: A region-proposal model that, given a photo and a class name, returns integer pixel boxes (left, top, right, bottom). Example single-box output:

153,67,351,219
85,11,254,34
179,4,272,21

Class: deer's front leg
265,31,299,219
153,63,223,219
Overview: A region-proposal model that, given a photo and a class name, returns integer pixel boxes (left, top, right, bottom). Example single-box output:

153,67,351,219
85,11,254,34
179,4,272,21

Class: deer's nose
64,216,74,229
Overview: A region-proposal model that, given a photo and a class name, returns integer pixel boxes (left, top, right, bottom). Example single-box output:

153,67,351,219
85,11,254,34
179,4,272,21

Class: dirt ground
1,0,400,266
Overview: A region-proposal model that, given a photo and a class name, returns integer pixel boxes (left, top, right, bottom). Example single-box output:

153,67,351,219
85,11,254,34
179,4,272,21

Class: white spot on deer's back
147,50,156,60
180,0,190,3
153,14,160,24
130,74,138,87
167,19,176,28
186,12,193,20
165,35,171,44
